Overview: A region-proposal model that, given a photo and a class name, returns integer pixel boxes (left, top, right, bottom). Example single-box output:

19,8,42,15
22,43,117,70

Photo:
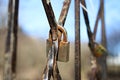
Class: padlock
93,43,107,57
57,25,70,62
46,25,70,62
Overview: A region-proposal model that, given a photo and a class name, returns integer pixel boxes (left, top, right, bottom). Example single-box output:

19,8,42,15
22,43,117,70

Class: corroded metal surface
4,0,19,80
58,0,71,48
42,41,61,80
58,0,71,26
98,0,108,80
3,0,13,80
42,0,58,41
75,0,80,80
81,0,93,44
12,0,19,75
81,0,107,80
93,2,102,40
42,0,71,79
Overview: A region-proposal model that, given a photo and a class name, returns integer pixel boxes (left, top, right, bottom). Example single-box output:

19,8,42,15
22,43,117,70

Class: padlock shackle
48,25,68,42
57,25,68,42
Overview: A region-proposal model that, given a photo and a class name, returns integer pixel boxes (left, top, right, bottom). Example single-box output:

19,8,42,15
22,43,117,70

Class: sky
17,0,120,41
0,0,120,55
1,0,120,41
18,0,75,40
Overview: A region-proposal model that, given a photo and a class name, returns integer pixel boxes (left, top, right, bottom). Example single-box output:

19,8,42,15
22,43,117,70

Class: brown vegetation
0,28,76,80
1,28,120,80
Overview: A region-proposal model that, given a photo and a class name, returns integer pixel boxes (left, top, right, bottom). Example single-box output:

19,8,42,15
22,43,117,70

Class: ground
0,28,120,80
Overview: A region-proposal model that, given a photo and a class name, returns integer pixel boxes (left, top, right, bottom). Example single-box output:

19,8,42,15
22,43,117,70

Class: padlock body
58,41,70,62
93,44,106,57
46,39,52,57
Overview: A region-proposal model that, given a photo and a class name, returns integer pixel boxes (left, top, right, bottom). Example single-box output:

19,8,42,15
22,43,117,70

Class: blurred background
0,0,120,80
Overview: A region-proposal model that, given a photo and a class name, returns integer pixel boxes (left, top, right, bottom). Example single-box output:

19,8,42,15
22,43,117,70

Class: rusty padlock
57,25,70,62
93,43,107,57
46,25,70,62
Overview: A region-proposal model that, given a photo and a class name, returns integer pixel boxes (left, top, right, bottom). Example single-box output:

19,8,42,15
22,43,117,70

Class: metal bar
42,0,71,79
81,0,93,43
41,0,58,40
98,0,107,80
101,0,107,48
75,0,80,80
52,41,62,80
41,43,55,80
12,0,19,78
3,0,13,80
41,0,69,80
93,3,102,40
41,41,61,80
81,0,107,80
81,0,96,57
58,0,71,26
58,0,71,43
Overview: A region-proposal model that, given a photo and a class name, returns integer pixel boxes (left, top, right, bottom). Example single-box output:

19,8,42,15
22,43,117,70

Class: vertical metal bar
100,0,107,80
101,0,106,48
75,0,80,80
96,0,107,80
3,0,13,80
12,0,19,78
